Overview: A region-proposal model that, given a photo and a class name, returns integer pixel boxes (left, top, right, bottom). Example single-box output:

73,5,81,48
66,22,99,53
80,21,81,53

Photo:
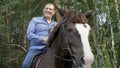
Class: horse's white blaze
75,23,94,68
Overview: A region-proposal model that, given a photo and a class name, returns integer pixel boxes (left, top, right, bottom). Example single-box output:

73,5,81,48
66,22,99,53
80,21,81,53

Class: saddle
31,48,54,68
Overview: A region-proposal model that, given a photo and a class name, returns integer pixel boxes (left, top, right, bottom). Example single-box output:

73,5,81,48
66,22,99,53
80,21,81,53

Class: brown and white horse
54,5,94,68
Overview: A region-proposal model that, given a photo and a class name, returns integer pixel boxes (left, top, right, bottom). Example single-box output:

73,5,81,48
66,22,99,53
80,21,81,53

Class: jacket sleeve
26,18,43,42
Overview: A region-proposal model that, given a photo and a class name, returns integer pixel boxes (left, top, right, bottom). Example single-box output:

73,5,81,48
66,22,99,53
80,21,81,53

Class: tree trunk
92,0,104,68
54,0,62,22
106,0,117,68
23,20,28,52
113,0,120,31
91,29,104,68
6,17,12,68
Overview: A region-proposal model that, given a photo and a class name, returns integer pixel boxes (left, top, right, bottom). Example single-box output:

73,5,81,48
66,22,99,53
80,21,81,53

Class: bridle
50,21,78,68
62,22,78,68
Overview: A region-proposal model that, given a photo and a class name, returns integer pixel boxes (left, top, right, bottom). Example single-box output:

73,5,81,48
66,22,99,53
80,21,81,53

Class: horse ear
53,3,66,17
84,10,93,17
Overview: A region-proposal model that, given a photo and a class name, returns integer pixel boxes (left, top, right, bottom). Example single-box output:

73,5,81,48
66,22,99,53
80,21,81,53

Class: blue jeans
22,48,47,68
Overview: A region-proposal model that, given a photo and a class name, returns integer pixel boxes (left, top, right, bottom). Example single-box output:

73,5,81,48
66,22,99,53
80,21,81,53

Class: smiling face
43,3,55,19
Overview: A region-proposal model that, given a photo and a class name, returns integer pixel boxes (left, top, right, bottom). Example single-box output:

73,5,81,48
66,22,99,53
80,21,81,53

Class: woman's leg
22,48,47,68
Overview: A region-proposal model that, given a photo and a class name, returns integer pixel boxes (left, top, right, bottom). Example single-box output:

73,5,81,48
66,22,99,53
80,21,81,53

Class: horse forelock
62,10,87,24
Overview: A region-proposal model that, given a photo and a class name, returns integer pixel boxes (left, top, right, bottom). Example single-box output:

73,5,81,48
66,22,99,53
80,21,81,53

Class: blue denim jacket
26,16,57,50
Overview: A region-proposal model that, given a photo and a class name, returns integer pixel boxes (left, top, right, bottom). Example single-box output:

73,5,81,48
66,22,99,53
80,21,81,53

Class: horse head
48,4,93,67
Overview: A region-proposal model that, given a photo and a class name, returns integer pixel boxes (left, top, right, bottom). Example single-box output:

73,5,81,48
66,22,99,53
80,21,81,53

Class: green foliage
60,0,90,12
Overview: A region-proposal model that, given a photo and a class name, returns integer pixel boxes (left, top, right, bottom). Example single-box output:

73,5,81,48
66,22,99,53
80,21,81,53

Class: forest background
0,0,120,68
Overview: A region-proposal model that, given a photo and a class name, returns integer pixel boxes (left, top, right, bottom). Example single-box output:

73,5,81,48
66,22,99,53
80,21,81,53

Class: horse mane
63,10,87,24
48,21,62,47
